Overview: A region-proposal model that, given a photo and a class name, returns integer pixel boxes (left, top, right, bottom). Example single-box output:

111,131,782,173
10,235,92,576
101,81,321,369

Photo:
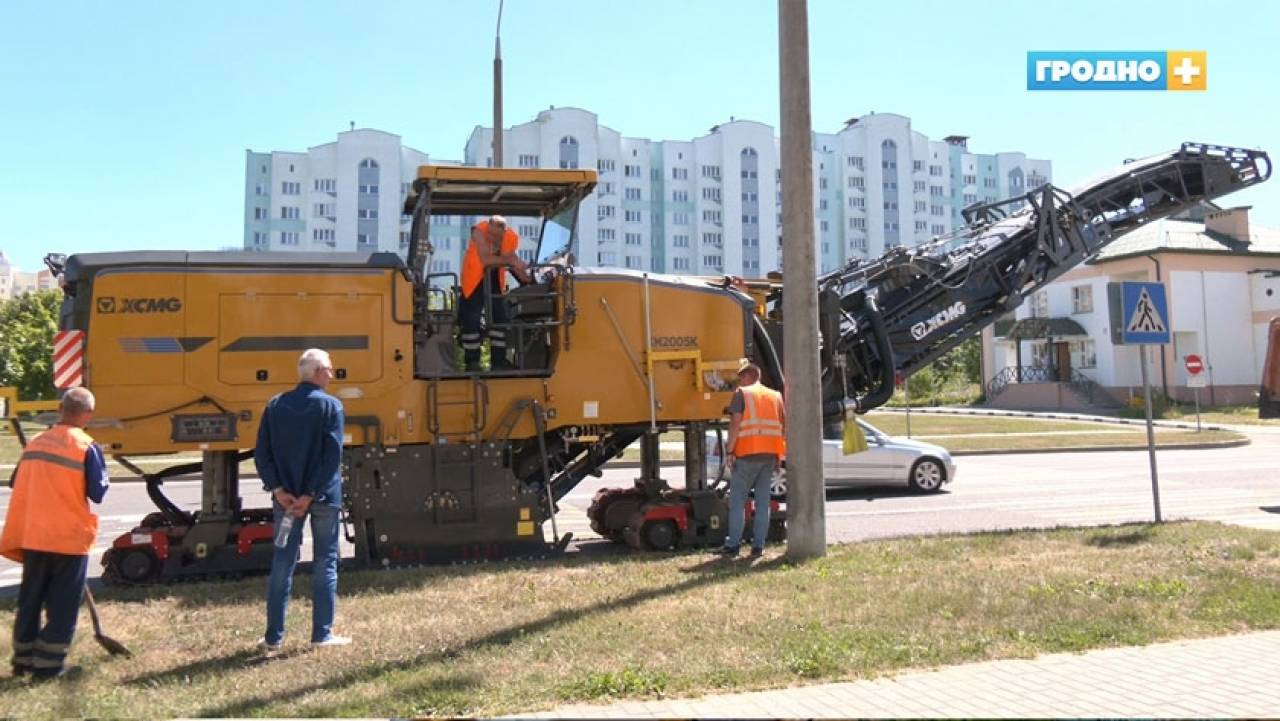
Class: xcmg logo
910,301,966,341
96,297,182,314
1027,51,1206,91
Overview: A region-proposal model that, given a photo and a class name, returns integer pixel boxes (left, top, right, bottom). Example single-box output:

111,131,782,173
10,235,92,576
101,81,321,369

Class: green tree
0,290,62,400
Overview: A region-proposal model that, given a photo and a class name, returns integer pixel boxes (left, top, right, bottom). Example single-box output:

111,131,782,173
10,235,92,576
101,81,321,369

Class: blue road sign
1121,281,1171,344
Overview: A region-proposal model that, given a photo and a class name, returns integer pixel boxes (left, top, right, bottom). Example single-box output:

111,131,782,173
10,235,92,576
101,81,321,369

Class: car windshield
855,418,884,437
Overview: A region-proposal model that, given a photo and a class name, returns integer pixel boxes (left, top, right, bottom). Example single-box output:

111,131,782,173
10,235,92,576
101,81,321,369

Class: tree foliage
0,290,62,400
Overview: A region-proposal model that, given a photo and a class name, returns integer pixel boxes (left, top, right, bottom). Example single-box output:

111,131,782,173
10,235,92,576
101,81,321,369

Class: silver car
706,418,956,497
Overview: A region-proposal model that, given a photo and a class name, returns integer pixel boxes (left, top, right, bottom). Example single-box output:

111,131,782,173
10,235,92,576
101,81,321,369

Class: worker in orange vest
459,214,531,372
1,387,109,680
716,360,785,559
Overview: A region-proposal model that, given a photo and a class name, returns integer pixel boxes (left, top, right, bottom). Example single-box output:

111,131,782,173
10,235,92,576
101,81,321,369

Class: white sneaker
258,638,282,653
311,635,351,648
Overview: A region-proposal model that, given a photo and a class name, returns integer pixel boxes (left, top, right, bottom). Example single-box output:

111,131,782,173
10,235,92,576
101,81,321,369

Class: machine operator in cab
460,214,532,372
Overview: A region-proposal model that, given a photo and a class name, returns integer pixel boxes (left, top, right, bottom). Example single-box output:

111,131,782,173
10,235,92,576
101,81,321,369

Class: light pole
493,0,504,168
779,0,825,560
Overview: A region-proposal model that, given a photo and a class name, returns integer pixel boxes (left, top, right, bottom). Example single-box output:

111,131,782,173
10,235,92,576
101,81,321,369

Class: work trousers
264,501,341,645
12,551,88,678
459,289,511,369
726,455,777,551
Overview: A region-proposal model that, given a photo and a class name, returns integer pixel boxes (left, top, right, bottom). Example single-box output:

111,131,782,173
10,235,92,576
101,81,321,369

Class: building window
252,231,267,246
313,203,335,217
624,209,642,223
625,232,642,245
1069,339,1097,369
279,231,300,245
930,204,944,216
625,187,642,200
599,205,615,219
672,190,688,202
962,174,976,185
700,165,721,179
847,176,864,190
559,136,579,169
518,154,539,168
702,232,722,246
702,210,722,225
597,251,616,265
847,155,864,170
672,167,688,180
597,159,615,172
598,228,616,242
357,208,378,219
1008,167,1025,190
929,164,943,177
913,160,924,172
1030,291,1049,318
280,181,301,195
820,219,829,232
672,234,689,247
931,224,946,235
625,255,642,269
359,158,378,169
1072,285,1093,314
672,212,689,225
850,217,866,230
703,254,722,269
963,193,977,204
624,164,641,178
672,257,690,271
913,200,927,212
281,206,299,220
702,187,721,203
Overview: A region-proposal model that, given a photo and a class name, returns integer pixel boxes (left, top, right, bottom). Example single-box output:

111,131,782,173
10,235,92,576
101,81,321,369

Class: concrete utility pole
779,0,825,560
492,0,505,168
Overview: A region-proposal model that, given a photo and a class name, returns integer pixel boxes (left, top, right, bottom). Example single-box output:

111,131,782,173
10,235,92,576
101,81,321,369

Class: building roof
1090,217,1280,263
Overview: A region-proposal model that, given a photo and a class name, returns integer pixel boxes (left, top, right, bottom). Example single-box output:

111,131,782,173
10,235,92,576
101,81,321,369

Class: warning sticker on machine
584,401,599,419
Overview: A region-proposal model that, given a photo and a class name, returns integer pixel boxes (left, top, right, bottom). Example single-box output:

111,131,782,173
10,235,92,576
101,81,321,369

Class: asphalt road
2,427,1277,593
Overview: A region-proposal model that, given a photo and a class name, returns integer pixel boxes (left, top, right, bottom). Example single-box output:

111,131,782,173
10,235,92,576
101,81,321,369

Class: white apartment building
244,111,1050,280
244,128,467,272
0,252,56,301
982,206,1280,408
466,108,1051,276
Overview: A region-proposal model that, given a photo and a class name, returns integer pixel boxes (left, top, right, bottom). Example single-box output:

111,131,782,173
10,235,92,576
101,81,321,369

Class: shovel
83,586,132,657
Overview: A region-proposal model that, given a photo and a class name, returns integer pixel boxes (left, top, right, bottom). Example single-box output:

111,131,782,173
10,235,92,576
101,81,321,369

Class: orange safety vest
734,382,786,457
0,425,99,562
461,221,520,299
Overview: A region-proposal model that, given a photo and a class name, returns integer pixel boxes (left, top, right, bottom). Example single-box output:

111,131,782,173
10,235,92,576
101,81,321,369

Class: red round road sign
1185,354,1204,375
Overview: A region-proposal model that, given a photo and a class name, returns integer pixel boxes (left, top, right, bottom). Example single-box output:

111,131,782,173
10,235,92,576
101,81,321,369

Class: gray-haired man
254,349,349,651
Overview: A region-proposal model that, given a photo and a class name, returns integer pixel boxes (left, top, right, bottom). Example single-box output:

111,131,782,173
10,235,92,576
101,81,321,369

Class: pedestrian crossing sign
1108,281,1171,345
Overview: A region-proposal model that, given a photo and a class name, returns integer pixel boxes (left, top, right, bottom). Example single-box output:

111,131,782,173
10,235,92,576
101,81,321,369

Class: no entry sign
1185,354,1204,375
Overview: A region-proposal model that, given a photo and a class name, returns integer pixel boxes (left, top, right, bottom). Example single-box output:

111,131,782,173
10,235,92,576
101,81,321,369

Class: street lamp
493,0,504,168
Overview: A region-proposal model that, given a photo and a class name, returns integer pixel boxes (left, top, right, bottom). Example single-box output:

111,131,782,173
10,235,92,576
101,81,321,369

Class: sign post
1109,281,1171,523
1185,354,1205,432
897,372,911,438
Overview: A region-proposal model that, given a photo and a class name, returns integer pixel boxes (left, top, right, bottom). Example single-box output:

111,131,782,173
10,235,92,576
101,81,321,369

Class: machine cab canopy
403,166,597,270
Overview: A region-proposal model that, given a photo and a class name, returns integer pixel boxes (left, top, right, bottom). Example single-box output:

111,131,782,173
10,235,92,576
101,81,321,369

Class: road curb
949,437,1251,456
878,406,1231,432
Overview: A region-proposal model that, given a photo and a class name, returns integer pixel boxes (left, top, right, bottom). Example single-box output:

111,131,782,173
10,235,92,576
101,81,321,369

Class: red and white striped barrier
53,330,85,389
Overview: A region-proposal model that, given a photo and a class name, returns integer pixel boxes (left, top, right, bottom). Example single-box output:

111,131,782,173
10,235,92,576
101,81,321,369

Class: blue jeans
726,456,776,550
265,501,340,644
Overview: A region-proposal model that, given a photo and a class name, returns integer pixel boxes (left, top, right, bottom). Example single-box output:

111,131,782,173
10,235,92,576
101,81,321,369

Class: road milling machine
45,143,1268,584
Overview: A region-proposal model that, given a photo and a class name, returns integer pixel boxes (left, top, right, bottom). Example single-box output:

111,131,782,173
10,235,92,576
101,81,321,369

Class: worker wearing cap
459,214,532,372
716,360,785,558
1,387,109,680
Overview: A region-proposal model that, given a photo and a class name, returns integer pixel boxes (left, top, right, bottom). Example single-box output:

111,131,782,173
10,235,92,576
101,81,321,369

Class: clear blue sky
2,0,1277,273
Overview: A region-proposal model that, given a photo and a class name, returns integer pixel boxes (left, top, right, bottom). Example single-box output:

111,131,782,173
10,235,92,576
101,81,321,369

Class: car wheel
907,458,946,493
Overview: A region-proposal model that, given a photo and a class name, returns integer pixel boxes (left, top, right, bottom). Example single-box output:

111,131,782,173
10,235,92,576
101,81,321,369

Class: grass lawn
936,429,1242,452
863,413,1121,436
1,521,1276,718
1164,404,1280,427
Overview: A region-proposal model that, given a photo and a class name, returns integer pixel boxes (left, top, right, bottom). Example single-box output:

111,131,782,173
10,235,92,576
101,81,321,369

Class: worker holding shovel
1,387,112,680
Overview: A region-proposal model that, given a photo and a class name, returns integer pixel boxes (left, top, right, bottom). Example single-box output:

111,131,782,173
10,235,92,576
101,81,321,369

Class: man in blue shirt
254,348,349,651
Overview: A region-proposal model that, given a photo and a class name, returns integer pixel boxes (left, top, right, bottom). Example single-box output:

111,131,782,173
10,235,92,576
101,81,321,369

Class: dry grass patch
0,522,1277,718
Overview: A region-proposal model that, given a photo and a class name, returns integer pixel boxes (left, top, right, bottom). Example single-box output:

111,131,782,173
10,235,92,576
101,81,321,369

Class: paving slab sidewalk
511,630,1280,718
